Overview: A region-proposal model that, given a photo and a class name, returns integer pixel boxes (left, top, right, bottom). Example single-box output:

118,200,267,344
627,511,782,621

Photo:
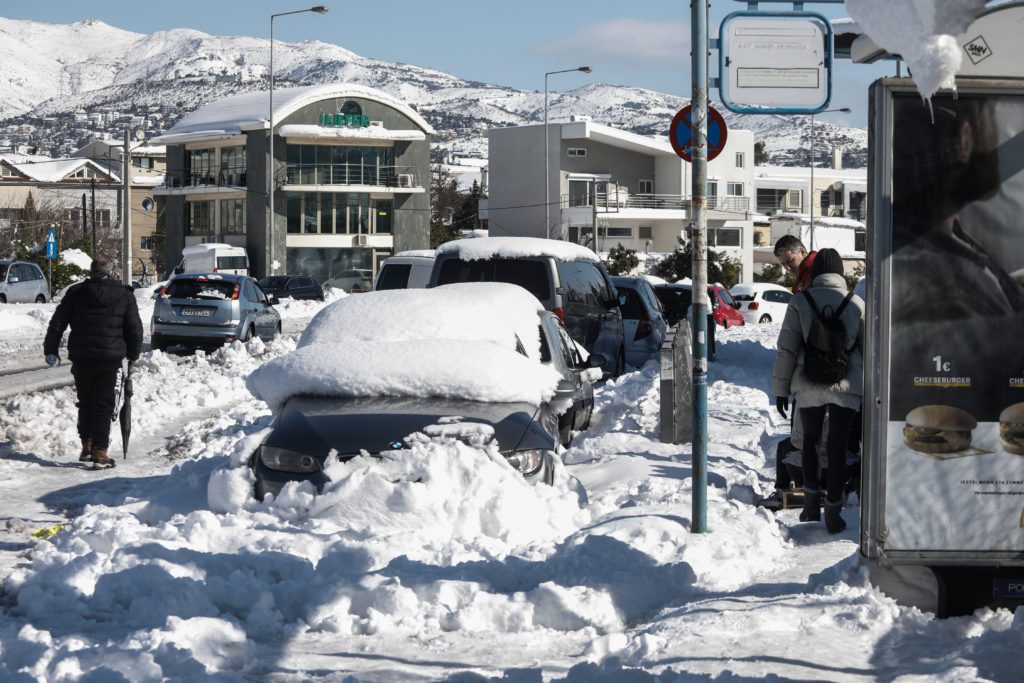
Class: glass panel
376,264,411,290
348,193,359,233
375,200,393,234
362,147,378,185
568,180,590,207
334,193,346,233
317,146,332,184
617,286,643,319
331,146,346,184
320,193,333,234
287,246,373,283
166,278,235,299
287,192,301,234
300,145,316,184
187,201,214,235
303,192,318,233
220,198,245,235
348,147,362,185
436,258,552,301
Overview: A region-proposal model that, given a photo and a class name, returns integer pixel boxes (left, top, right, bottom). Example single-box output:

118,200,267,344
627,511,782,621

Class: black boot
799,487,820,522
825,498,846,534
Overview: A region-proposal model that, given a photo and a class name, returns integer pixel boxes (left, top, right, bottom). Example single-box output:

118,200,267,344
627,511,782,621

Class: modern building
752,160,867,222
151,84,433,280
485,117,757,283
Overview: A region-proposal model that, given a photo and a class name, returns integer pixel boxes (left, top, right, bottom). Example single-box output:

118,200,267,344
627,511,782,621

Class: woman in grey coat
772,248,865,533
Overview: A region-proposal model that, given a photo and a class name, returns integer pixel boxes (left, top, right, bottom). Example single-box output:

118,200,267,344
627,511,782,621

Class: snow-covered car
730,283,793,324
245,283,604,500
150,273,281,352
611,275,668,368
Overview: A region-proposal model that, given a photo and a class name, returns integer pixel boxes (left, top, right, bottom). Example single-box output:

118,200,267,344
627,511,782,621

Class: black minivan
430,237,626,375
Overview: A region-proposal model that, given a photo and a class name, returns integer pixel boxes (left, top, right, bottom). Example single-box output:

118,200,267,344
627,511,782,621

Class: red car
652,283,745,328
708,284,745,328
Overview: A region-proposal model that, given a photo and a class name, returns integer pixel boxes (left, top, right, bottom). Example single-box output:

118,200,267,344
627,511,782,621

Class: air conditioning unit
397,173,414,188
355,234,369,246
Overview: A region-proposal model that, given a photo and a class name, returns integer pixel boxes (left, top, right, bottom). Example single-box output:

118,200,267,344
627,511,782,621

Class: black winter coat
44,276,143,364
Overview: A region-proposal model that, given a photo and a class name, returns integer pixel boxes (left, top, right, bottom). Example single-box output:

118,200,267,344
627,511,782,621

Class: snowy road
0,302,1020,681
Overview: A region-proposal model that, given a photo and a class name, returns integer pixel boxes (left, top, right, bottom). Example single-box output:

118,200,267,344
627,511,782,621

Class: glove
45,354,61,368
775,395,789,419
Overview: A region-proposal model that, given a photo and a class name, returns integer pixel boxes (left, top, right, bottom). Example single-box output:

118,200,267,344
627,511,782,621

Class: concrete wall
486,125,547,237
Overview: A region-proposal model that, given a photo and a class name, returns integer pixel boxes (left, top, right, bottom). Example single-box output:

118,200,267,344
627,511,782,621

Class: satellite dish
141,197,154,212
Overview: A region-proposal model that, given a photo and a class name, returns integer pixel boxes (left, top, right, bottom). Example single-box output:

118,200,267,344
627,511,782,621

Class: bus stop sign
669,105,729,163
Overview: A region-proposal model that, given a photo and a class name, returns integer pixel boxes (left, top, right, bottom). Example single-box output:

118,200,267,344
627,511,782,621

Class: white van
373,250,435,290
177,243,249,276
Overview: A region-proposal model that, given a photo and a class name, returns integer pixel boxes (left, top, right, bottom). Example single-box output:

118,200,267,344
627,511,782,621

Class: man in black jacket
44,256,143,469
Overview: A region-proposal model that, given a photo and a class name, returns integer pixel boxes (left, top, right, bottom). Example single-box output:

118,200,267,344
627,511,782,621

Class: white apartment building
485,118,757,283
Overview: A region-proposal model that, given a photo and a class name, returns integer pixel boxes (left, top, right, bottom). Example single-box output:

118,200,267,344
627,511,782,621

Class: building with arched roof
152,83,433,281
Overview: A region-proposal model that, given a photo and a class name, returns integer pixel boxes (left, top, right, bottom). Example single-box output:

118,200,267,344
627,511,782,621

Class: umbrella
117,363,134,460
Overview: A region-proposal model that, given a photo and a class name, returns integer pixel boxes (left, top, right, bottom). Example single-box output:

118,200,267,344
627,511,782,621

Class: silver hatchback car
151,273,281,352
0,260,50,304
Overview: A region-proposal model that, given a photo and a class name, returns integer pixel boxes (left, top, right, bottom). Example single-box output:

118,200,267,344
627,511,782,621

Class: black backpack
802,289,856,384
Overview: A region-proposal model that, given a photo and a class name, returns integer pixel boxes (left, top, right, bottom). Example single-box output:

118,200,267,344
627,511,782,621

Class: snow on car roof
730,283,789,294
436,236,599,262
247,282,559,411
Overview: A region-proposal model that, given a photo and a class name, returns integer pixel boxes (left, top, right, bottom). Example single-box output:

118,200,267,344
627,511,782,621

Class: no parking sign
669,105,729,162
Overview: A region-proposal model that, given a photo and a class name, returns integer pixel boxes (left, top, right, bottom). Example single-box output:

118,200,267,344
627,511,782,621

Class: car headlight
258,445,321,473
504,449,548,476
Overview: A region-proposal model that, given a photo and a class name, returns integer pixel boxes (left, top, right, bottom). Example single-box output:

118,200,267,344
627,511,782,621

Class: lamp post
544,66,591,240
808,107,851,251
269,6,329,276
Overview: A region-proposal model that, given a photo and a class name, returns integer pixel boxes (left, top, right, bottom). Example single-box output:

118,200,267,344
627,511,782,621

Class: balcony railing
565,193,750,214
165,167,247,189
282,164,421,189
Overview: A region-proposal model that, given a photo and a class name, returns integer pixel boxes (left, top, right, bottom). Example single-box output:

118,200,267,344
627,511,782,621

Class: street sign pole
45,226,58,293
691,0,709,534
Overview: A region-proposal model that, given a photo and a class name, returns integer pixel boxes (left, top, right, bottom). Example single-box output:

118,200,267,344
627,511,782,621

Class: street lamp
808,106,851,251
544,66,592,240
269,6,329,275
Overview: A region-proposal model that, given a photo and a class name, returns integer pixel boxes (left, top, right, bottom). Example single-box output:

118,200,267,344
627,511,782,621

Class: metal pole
690,0,709,533
544,73,550,240
592,179,598,252
269,14,275,277
122,128,132,285
81,193,87,246
809,114,815,251
90,178,96,256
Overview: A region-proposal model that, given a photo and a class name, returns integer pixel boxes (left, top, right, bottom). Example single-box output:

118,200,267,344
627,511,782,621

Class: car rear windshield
258,276,289,289
655,287,692,310
217,256,248,271
376,264,411,290
167,279,236,300
436,258,551,301
731,292,755,302
618,287,644,319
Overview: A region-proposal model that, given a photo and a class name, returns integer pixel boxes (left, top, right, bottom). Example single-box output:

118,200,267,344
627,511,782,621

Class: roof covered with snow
437,236,599,263
152,83,435,144
0,155,116,183
246,283,559,412
278,124,426,141
771,212,866,229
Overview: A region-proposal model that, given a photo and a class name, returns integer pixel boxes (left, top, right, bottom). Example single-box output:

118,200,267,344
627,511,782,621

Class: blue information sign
45,229,58,259
669,105,729,163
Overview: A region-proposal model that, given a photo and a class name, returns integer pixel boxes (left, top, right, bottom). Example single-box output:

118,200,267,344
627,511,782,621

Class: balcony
281,164,421,189
565,193,750,215
164,167,247,189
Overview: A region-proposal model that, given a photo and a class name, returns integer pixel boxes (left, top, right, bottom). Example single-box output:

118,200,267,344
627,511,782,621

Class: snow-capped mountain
0,17,866,166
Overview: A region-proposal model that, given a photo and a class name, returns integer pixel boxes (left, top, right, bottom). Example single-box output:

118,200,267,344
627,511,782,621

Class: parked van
176,243,249,276
374,250,435,291
429,237,626,376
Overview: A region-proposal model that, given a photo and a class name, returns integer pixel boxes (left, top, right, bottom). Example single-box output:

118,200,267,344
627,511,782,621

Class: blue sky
3,0,891,126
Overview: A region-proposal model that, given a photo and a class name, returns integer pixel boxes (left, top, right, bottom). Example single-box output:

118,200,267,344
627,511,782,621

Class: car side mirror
555,378,576,398
267,295,279,306
586,354,606,368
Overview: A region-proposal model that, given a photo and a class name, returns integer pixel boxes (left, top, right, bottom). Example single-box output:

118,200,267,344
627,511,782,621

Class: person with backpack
771,248,864,533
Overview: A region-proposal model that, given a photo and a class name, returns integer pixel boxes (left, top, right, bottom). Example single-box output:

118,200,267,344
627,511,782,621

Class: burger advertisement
882,91,1024,552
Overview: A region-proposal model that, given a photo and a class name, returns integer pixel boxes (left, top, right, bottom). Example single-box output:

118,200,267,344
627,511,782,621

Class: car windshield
258,277,289,289
166,279,236,300
436,258,551,301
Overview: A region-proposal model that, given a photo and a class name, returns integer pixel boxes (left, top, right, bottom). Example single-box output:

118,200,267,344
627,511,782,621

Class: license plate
182,307,211,317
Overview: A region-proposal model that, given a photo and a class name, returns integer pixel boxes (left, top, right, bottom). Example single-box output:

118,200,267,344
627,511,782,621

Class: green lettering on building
318,112,371,128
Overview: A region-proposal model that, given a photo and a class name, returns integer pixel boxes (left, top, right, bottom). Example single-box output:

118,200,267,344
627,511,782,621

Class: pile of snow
0,305,50,336
438,236,598,262
58,248,92,271
846,0,986,99
247,283,560,412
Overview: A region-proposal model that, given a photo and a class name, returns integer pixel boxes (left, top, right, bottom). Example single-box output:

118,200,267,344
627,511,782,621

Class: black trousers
799,404,857,505
71,361,121,450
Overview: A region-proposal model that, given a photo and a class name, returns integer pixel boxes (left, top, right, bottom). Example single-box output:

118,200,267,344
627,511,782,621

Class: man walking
44,256,143,469
774,235,817,293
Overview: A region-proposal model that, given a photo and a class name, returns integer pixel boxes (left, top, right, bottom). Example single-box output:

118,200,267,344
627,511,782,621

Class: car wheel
254,480,268,502
34,294,46,304
0,294,6,304
154,341,168,352
723,319,730,329
615,347,625,377
242,324,256,342
759,314,772,324
276,321,282,337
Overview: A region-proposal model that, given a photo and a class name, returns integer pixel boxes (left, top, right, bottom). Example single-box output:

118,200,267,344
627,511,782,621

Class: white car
324,269,373,293
730,283,793,324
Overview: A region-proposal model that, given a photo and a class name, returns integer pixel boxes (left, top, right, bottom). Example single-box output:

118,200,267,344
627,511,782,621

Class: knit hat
810,247,844,279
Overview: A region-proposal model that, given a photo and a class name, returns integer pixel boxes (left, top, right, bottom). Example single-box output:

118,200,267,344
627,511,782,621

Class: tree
430,164,463,248
605,244,639,275
452,179,482,231
653,236,743,288
754,140,767,165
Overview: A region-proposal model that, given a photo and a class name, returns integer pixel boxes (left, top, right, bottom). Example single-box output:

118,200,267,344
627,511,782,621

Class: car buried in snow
246,282,604,500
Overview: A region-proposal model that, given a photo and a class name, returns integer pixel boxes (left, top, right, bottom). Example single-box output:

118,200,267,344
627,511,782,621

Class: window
763,290,792,304
220,198,245,235
375,200,393,234
603,226,632,238
139,236,154,251
376,263,411,290
96,209,111,228
567,147,587,157
220,146,246,185
435,258,552,301
855,231,866,252
568,180,591,207
727,182,744,196
639,226,653,240
638,179,653,194
709,226,741,247
341,100,362,117
575,262,611,307
187,148,215,185
617,286,643,319
736,152,745,168
187,200,214,236
706,180,718,199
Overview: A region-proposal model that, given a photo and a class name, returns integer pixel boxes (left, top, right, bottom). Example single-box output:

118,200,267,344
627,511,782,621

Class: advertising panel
879,84,1024,555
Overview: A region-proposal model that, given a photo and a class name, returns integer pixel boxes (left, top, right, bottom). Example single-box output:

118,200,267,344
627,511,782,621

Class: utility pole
90,178,97,256
690,0,709,533
81,193,87,246
122,128,132,285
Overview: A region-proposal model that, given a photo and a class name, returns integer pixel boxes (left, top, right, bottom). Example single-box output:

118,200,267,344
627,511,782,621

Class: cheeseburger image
903,405,977,453
999,402,1024,455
